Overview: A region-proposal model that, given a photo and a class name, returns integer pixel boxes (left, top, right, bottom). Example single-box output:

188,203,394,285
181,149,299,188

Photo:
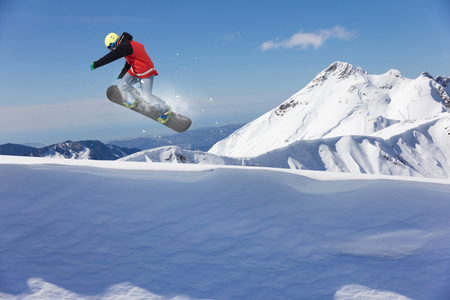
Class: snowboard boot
157,107,172,124
123,98,140,108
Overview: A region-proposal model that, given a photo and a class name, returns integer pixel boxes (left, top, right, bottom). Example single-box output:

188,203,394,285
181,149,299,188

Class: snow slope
249,115,450,178
1,155,450,299
209,62,449,158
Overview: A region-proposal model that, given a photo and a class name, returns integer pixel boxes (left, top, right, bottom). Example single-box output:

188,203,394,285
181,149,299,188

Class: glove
90,63,95,70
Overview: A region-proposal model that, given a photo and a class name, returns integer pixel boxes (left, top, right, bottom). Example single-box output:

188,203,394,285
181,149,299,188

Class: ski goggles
107,41,118,50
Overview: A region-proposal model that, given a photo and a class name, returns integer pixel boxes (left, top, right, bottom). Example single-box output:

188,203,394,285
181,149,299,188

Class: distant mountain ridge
108,124,243,151
0,124,243,160
26,140,140,160
0,143,37,156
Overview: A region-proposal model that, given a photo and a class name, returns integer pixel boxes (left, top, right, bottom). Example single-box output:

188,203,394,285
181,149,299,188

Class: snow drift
1,156,450,299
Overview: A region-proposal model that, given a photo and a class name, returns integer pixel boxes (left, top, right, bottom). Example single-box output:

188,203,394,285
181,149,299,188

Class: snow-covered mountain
119,145,245,165
122,62,450,179
209,61,450,158
121,115,450,179
27,140,139,160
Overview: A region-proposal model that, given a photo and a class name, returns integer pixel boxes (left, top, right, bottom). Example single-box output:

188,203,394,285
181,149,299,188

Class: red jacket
126,40,158,78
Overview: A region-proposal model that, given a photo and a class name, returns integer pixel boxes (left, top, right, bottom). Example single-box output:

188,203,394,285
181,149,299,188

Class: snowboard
106,85,192,133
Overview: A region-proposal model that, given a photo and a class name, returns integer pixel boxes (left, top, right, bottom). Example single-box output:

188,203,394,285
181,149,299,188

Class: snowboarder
91,32,172,124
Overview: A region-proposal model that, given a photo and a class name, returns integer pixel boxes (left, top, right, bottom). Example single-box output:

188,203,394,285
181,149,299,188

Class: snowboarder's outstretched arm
91,41,133,77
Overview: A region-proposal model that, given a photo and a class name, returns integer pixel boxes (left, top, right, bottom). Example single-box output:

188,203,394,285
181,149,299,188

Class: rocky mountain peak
306,61,366,90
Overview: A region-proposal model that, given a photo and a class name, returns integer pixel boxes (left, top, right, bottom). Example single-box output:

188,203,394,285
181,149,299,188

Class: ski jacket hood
118,32,133,45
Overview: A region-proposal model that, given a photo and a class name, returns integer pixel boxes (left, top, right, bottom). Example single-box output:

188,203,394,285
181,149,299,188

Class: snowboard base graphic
106,85,191,133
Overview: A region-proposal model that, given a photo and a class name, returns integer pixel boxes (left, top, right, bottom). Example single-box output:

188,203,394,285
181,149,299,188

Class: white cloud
222,31,242,43
260,26,355,51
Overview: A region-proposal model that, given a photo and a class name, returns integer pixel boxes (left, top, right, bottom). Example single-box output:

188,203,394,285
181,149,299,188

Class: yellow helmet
104,32,119,49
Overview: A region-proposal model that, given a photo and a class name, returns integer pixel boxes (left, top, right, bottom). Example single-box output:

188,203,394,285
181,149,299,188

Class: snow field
1,156,450,299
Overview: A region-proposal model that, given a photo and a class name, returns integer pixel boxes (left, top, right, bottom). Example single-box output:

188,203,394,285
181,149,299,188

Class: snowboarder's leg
140,75,172,123
118,73,141,107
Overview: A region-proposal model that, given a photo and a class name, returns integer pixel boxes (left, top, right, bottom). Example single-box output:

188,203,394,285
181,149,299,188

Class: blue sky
1,0,449,145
